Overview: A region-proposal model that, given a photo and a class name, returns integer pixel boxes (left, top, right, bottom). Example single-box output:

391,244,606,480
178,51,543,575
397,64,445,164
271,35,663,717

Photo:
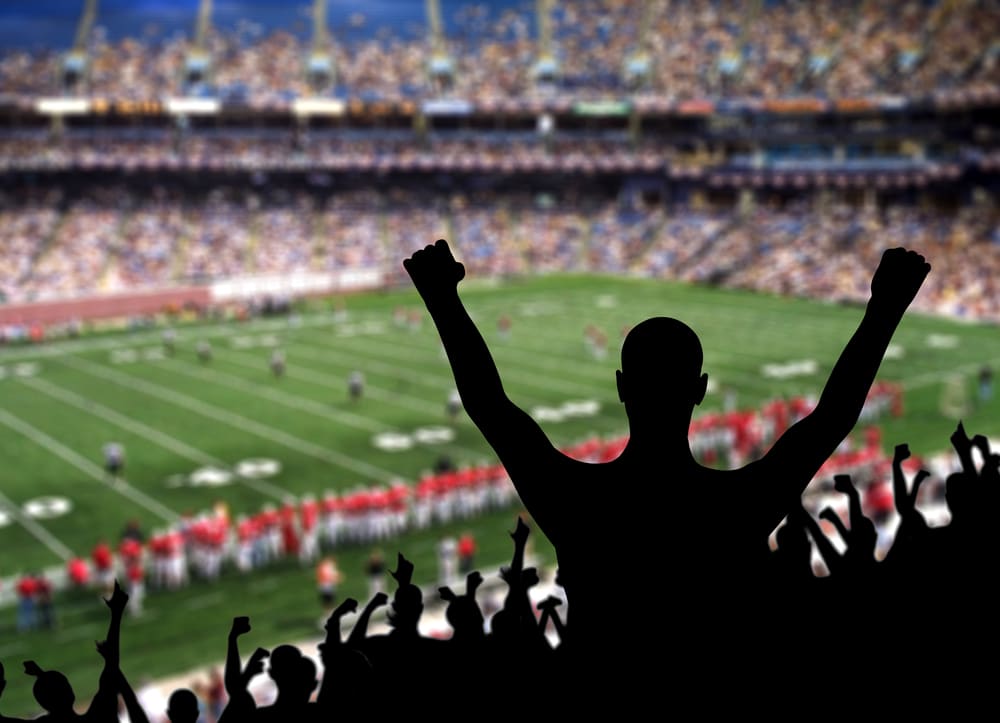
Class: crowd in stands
0,137,675,175
2,187,998,323
1,1,997,105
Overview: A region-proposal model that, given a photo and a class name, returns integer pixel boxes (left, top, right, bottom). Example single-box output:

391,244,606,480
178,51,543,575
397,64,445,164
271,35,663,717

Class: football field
1,274,998,714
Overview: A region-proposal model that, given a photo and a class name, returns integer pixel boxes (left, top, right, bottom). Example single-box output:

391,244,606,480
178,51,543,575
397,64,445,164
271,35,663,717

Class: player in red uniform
92,539,115,598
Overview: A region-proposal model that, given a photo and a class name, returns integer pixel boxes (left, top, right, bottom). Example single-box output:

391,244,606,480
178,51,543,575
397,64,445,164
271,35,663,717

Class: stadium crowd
1,413,996,720
2,187,998,323
0,137,674,176
1,1,998,104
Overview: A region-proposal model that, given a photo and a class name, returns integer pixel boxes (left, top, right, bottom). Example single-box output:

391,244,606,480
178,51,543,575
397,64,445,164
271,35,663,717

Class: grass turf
0,274,998,715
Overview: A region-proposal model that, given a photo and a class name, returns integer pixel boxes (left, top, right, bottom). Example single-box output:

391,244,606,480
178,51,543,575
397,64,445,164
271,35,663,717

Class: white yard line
220,347,460,421
149,352,487,460
19,376,290,500
58,355,398,484
0,407,179,523
0,485,74,560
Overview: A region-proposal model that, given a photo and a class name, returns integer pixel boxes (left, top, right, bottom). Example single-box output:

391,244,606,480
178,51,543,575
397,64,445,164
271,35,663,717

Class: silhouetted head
617,318,708,433
24,661,75,713
266,646,317,704
167,688,200,723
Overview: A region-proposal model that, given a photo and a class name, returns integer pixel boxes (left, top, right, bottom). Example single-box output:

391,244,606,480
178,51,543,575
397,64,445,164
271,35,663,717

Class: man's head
267,645,317,702
24,662,75,713
617,317,708,430
167,688,200,723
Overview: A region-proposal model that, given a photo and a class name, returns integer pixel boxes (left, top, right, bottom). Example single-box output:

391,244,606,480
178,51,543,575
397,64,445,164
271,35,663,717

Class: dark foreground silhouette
3,243,999,718
405,240,933,685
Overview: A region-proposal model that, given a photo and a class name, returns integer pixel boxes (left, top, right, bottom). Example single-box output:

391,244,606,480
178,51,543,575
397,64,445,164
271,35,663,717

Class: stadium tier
1,0,998,105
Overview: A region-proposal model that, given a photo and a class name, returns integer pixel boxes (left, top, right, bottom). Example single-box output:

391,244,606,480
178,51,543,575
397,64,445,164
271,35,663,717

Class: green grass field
1,274,998,715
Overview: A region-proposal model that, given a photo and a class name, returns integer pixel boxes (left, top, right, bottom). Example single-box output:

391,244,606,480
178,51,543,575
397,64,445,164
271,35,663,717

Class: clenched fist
870,247,931,314
403,239,465,307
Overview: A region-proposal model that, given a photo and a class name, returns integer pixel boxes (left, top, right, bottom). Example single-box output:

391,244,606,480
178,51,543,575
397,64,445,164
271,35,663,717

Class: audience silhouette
404,239,932,692
5,239,1000,718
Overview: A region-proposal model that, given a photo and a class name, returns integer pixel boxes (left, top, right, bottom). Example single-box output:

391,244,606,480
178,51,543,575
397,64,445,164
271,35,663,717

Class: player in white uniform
197,340,213,363
271,348,286,379
446,388,463,421
348,370,365,403
103,442,125,484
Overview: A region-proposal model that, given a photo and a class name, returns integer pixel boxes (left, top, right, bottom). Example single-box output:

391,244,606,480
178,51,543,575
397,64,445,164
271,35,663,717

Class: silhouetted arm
317,597,360,706
752,248,930,526
405,241,566,517
220,617,266,723
793,506,842,575
537,596,566,647
224,617,250,698
347,593,388,648
86,580,128,720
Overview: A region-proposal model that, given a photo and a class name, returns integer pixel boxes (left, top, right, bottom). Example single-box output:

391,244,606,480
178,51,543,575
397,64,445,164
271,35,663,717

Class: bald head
621,317,703,380
167,689,200,723
617,317,707,428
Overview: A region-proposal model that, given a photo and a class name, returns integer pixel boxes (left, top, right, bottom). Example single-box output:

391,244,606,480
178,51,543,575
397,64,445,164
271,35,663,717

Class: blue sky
0,0,527,50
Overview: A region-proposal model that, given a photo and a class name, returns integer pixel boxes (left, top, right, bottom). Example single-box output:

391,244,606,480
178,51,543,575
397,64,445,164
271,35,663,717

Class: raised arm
224,616,251,698
754,248,930,523
84,580,129,721
94,640,149,723
404,241,564,510
347,593,387,648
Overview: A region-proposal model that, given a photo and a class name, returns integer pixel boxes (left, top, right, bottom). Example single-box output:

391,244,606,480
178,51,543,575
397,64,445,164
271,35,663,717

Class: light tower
184,0,213,88
307,0,335,92
62,0,98,93
425,0,455,92
532,0,558,86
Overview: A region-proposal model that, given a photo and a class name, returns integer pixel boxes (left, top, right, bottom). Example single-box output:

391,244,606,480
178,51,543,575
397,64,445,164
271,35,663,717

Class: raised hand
869,247,930,315
950,421,977,478
510,516,530,545
325,598,360,633
230,616,252,638
402,239,465,308
242,647,269,682
521,567,540,588
536,596,562,614
832,474,877,567
104,580,129,615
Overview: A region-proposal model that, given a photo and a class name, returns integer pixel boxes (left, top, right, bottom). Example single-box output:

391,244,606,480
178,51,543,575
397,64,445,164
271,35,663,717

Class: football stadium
1,0,999,718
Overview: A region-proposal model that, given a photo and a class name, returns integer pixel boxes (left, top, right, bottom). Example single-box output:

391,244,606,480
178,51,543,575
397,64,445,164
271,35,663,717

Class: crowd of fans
2,186,998,323
1,413,996,718
0,137,676,175
0,1,997,105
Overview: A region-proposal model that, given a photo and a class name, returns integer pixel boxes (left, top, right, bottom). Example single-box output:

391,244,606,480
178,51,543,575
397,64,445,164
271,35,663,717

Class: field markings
319,327,625,406
0,406,179,524
0,484,74,561
300,332,628,437
903,357,1000,390
19,376,290,500
215,346,452,422
145,350,488,460
57,355,398,483
181,592,226,611
482,292,977,391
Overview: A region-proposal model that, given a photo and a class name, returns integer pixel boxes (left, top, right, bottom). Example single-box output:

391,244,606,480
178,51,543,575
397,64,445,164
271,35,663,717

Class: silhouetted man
405,240,929,687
